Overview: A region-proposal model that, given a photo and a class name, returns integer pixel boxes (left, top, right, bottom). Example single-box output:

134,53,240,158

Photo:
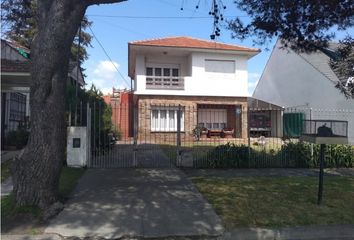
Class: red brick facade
104,89,134,139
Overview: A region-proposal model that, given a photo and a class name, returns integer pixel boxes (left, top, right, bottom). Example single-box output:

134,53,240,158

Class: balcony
146,76,184,90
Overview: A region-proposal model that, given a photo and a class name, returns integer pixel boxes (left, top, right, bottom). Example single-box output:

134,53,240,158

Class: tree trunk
12,1,87,208
11,0,126,209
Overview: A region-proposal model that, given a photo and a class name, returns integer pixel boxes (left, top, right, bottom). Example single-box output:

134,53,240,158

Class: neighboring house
103,88,134,139
253,39,354,143
128,36,261,141
1,39,85,146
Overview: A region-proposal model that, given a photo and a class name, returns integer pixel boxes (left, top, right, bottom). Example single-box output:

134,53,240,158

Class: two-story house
128,36,260,141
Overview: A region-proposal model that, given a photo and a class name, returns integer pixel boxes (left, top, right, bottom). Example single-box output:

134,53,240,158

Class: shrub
323,144,354,168
194,142,353,168
111,128,122,141
277,142,313,168
197,143,252,168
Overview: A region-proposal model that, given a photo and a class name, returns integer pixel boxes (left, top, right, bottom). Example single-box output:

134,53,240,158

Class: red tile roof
1,59,30,73
130,36,260,52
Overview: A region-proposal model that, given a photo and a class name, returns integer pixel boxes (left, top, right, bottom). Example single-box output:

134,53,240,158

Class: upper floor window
146,66,183,90
205,59,235,73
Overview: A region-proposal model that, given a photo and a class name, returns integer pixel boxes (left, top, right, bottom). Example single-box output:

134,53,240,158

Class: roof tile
130,36,260,52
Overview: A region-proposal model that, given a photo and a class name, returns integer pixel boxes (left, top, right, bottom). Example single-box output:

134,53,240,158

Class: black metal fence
1,92,30,149
86,102,354,168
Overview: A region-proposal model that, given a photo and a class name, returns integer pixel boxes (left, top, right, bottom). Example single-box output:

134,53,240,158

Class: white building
253,39,354,143
128,36,263,140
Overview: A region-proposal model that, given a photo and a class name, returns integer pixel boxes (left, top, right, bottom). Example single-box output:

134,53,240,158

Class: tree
228,0,354,51
330,37,354,98
1,0,93,64
228,0,354,98
11,0,126,209
67,84,114,151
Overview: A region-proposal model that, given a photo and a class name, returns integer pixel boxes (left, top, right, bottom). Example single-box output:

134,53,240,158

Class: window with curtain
151,107,184,132
198,108,227,130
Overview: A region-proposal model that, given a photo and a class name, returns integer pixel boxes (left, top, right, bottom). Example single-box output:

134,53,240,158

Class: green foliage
320,144,354,168
330,36,354,98
195,142,354,168
277,142,313,168
111,127,122,141
1,0,92,64
66,84,115,151
198,143,251,168
1,167,85,222
59,167,86,199
1,194,41,221
228,0,354,51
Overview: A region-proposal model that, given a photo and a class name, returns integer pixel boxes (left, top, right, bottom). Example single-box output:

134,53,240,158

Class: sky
83,0,353,96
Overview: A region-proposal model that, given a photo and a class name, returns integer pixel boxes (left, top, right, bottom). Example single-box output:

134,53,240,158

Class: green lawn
191,176,354,229
1,166,85,221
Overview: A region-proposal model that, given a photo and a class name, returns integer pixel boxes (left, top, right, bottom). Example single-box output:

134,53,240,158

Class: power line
94,18,152,38
87,14,247,19
87,25,131,88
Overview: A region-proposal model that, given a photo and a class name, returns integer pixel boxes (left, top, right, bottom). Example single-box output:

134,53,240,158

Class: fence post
247,107,251,168
317,144,325,205
68,105,72,126
86,102,91,167
176,104,182,167
133,103,138,167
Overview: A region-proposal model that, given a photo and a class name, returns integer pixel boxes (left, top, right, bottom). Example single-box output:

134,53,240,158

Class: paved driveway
90,144,173,168
45,168,223,239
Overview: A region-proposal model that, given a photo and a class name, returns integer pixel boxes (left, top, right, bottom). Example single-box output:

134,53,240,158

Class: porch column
242,104,249,139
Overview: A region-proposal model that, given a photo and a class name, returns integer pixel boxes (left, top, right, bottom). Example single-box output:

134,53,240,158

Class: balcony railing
146,76,184,90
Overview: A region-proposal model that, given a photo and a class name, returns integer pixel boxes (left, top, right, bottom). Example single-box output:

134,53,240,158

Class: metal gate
86,101,180,168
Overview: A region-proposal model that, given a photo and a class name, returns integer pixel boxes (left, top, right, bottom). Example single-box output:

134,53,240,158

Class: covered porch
196,104,244,139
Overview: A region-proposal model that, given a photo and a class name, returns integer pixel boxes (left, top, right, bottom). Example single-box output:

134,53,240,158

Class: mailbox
300,120,348,144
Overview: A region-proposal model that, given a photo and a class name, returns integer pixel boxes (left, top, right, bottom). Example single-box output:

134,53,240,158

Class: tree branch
84,0,127,6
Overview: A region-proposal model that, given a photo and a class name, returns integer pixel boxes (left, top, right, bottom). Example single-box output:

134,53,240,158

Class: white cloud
85,60,126,95
248,72,261,96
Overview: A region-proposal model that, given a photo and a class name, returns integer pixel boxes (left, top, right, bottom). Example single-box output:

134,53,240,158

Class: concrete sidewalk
184,168,354,178
45,168,223,239
224,224,354,240
5,224,354,240
1,234,62,240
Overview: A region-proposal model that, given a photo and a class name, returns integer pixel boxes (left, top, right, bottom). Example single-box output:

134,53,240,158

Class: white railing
146,76,184,90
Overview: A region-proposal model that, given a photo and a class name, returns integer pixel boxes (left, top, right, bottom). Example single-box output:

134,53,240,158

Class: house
128,36,261,141
253,39,354,143
1,39,85,147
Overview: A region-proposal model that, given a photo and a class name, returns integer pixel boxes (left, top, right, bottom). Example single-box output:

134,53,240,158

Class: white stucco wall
135,51,249,97
253,40,354,110
67,127,88,167
253,40,354,143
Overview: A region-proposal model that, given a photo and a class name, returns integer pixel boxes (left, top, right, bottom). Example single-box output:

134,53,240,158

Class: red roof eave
129,36,260,53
